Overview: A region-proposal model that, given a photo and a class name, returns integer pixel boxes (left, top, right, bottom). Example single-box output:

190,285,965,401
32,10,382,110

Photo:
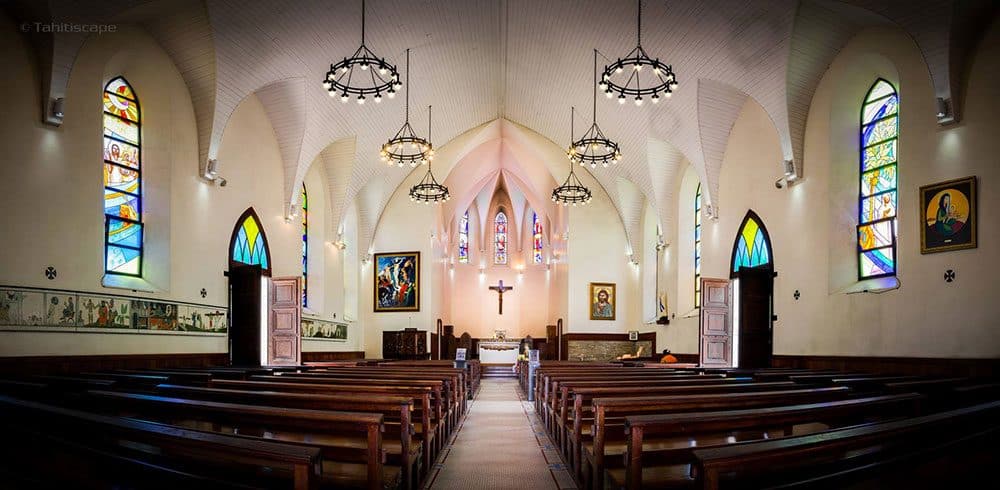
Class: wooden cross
488,279,514,315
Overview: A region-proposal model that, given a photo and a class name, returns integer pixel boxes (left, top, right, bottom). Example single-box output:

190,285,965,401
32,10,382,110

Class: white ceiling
11,0,994,252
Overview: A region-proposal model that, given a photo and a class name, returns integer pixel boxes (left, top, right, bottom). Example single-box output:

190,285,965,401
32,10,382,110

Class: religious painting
44,293,80,326
301,318,348,340
178,305,228,333
589,282,616,321
0,289,44,326
132,300,177,330
920,176,977,254
374,252,420,312
80,295,132,328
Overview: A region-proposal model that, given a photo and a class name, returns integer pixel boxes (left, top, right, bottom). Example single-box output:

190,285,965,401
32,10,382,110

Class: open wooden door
229,265,263,366
268,276,301,366
699,277,732,367
736,266,773,368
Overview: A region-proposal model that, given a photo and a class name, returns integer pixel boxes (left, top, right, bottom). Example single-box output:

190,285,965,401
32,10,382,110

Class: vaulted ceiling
9,0,996,253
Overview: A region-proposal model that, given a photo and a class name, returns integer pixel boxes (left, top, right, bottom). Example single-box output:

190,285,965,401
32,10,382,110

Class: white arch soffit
697,78,750,216
255,77,308,212
315,136,357,236
645,137,685,245
615,177,646,257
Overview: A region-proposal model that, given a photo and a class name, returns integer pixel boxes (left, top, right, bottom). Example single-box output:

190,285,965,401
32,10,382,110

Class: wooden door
737,266,773,368
268,277,301,366
229,265,263,366
699,278,732,367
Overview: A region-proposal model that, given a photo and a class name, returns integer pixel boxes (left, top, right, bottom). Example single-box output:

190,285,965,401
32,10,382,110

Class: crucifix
488,279,514,315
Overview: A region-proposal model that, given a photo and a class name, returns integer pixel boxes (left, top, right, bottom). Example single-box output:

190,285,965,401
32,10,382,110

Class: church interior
1,0,999,488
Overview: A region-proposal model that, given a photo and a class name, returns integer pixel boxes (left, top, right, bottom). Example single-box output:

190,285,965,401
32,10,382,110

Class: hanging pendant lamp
409,106,450,204
322,0,401,104
380,49,433,167
570,49,622,168
600,0,679,106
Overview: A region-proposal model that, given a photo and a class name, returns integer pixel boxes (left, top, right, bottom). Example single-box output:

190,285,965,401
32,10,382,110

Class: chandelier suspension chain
405,49,410,122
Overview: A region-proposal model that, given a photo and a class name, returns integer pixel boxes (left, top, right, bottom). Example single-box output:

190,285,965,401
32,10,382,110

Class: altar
477,330,521,364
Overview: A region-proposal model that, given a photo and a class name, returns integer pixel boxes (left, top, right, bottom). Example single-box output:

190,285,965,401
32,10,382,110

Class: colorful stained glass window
494,211,508,265
858,79,898,279
103,77,143,276
694,184,702,308
231,209,270,271
458,211,469,263
732,211,772,275
301,184,308,308
532,212,543,264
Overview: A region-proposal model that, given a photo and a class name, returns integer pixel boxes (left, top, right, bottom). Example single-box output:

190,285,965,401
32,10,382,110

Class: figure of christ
488,280,514,315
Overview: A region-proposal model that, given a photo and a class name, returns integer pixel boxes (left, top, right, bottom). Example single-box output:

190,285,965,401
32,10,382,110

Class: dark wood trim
0,353,228,376
771,354,1000,378
560,332,656,360
301,351,365,362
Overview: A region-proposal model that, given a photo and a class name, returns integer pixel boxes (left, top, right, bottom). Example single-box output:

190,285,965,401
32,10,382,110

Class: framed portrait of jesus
589,282,616,321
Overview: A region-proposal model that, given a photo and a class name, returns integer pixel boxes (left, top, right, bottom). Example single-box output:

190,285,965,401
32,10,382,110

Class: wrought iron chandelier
409,106,450,204
380,49,433,167
600,0,678,106
552,108,593,206
322,0,401,104
570,49,622,168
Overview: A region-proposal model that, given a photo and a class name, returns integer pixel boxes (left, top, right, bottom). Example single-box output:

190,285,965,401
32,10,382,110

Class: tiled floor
424,378,577,489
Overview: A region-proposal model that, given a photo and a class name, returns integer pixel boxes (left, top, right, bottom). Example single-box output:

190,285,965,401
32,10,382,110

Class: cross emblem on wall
488,279,514,315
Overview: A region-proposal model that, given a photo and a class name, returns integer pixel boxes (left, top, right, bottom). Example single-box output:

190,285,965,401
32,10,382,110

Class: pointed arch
301,183,308,307
857,78,898,279
694,183,702,307
532,211,544,264
458,210,470,264
494,210,508,265
103,76,144,277
731,210,773,278
229,207,272,275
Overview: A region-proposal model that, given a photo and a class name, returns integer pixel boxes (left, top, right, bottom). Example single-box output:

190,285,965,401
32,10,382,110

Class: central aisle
425,377,576,489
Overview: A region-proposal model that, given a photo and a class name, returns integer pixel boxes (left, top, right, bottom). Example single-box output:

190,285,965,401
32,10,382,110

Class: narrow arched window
732,210,772,277
494,211,508,265
858,79,898,279
532,212,543,264
301,184,308,307
230,207,271,274
458,211,469,263
694,184,702,307
103,77,143,276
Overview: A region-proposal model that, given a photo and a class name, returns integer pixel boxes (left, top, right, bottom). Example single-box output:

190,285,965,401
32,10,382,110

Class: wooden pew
615,393,924,489
212,379,440,465
691,400,1000,489
154,384,421,490
0,395,322,490
83,390,389,490
584,386,853,489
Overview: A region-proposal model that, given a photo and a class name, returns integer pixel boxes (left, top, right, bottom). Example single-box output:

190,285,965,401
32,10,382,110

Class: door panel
268,277,301,366
699,277,732,367
229,265,262,366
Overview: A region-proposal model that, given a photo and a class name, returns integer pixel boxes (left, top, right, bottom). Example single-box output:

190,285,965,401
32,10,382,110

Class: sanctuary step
482,363,517,379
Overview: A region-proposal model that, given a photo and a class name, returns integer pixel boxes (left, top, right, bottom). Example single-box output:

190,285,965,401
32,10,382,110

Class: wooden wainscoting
301,351,366,362
0,353,229,376
771,355,1000,378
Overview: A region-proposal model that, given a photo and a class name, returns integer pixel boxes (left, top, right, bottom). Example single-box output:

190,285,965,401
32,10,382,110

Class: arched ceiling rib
255,77,307,209
697,79,749,215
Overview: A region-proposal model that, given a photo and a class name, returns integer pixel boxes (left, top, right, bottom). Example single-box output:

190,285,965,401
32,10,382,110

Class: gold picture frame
589,282,616,321
373,252,420,312
919,176,977,254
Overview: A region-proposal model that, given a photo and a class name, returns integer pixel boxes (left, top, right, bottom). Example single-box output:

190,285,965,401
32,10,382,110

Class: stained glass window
532,212,543,264
230,208,271,272
858,79,898,279
494,211,508,265
103,77,143,276
694,184,702,308
301,184,308,307
458,211,469,263
732,211,772,276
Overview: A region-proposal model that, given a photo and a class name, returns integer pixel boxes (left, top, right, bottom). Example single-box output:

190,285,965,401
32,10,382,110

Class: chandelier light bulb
379,66,387,75
635,64,642,71
341,93,350,103
618,93,626,104
387,89,396,98
605,90,613,99
665,91,672,98
328,89,336,97
670,82,679,90
360,62,368,71
374,93,382,103
322,80,332,90
357,94,366,104
635,96,643,106
651,94,660,103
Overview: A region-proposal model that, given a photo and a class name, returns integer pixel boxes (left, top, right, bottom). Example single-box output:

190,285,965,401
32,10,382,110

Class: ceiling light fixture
381,49,433,167
553,108,593,207
409,106,450,204
570,49,623,169
322,0,401,104
601,0,678,105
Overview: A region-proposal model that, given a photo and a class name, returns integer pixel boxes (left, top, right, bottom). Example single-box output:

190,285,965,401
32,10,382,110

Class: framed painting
589,282,616,321
920,176,977,254
374,252,420,312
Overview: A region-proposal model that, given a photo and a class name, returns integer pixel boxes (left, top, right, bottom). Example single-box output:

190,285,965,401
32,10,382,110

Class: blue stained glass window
103,76,143,276
532,212,543,264
858,79,898,279
695,184,702,308
731,211,772,276
230,208,271,272
458,211,469,263
301,184,308,307
494,211,508,265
